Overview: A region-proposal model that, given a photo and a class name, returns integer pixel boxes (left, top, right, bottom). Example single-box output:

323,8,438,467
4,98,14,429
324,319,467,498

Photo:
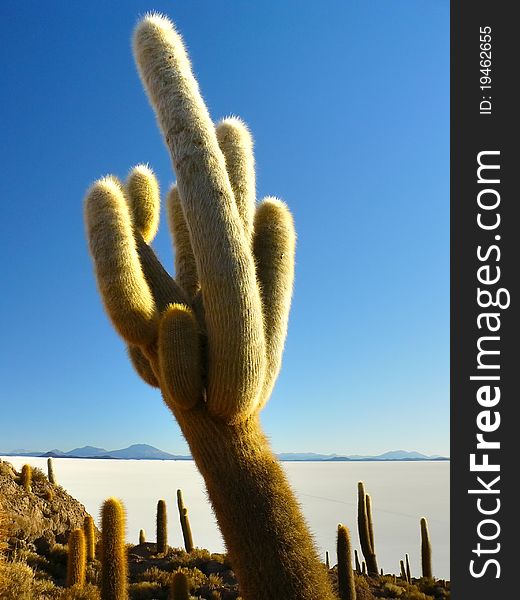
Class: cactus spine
47,458,56,484
84,12,335,599
101,497,128,600
21,464,32,492
84,515,96,561
156,499,168,554
420,517,432,578
405,553,411,582
67,528,86,588
177,489,193,552
337,525,356,600
357,482,378,576
170,571,190,600
139,529,146,545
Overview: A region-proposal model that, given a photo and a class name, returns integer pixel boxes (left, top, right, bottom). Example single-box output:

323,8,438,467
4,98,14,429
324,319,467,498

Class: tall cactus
101,497,128,600
420,517,433,578
67,528,86,588
84,515,96,561
177,489,193,552
156,499,168,554
139,529,146,545
84,12,335,600
47,458,56,485
357,482,378,575
337,524,356,600
21,464,32,493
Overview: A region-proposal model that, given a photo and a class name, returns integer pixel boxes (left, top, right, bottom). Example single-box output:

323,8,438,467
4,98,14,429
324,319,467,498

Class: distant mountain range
0,445,449,461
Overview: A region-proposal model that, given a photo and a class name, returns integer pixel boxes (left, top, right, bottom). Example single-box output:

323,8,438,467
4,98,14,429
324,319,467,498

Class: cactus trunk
101,498,128,600
47,458,56,485
84,515,96,561
420,517,433,578
156,499,168,554
337,524,356,600
177,490,193,552
67,529,86,588
357,482,378,576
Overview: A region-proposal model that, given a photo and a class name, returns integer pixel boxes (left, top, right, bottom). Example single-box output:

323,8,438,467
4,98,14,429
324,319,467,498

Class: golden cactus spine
101,498,128,600
156,499,168,554
170,571,190,600
139,529,146,545
47,458,56,484
357,482,378,576
67,528,86,588
177,489,193,552
420,517,433,578
21,464,32,492
337,524,356,600
84,515,96,561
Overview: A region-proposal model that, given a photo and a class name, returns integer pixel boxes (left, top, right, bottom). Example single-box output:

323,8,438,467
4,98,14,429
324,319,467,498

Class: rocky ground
0,459,450,599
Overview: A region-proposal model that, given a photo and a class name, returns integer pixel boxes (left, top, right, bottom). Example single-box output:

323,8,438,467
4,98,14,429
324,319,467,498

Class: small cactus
177,490,193,552
101,497,128,600
170,571,190,600
21,464,32,493
47,458,56,484
405,553,411,582
362,561,366,575
84,515,96,561
357,482,378,576
420,517,432,578
325,550,330,569
354,549,361,572
400,560,407,581
67,528,86,588
157,499,168,554
337,524,356,600
139,529,146,545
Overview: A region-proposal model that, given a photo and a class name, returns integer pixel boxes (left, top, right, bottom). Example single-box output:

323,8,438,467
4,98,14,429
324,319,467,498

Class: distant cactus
101,497,128,600
157,499,168,554
84,515,96,561
44,488,54,502
139,529,146,545
170,571,190,600
405,553,411,582
400,560,407,581
84,12,336,600
420,517,432,578
67,528,86,588
325,551,330,569
21,464,32,493
357,482,378,575
177,490,193,552
47,458,56,484
362,561,366,575
337,525,356,600
354,549,361,572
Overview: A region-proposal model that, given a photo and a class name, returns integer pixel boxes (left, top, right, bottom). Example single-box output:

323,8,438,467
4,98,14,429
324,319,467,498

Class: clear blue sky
0,1,449,456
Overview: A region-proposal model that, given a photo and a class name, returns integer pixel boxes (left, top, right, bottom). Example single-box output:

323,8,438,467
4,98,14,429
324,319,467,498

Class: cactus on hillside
84,12,335,600
400,560,407,581
354,549,361,573
139,529,146,545
357,482,378,575
47,458,56,485
170,571,190,600
177,489,193,552
157,499,168,554
420,517,433,578
337,524,356,600
405,553,411,582
20,464,32,493
67,528,86,588
84,515,96,562
101,497,128,600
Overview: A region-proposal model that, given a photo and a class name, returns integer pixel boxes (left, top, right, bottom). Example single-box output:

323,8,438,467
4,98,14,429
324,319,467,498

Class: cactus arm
84,177,157,346
158,304,203,410
253,198,296,407
166,186,199,300
216,117,256,241
133,14,265,421
127,345,159,387
126,164,160,243
175,409,336,600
